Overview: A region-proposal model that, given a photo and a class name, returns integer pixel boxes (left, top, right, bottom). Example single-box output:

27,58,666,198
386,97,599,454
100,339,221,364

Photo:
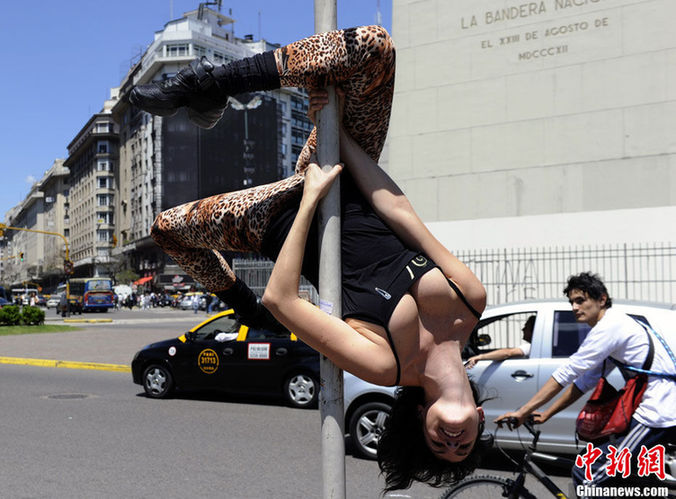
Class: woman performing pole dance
130,25,489,491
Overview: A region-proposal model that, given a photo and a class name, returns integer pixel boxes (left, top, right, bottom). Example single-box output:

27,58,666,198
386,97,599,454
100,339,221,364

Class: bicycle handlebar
497,416,541,447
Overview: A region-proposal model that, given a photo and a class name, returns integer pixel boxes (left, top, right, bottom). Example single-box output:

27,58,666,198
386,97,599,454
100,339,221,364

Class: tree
115,268,139,284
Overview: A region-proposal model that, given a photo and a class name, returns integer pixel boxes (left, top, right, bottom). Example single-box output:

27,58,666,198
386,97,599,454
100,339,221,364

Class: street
0,307,573,498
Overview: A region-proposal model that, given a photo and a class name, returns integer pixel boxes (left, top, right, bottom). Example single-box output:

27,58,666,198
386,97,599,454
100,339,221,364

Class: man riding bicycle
497,272,676,496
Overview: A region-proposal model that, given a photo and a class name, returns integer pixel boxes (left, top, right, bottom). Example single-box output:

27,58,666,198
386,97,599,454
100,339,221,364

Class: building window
213,51,225,63
166,43,188,57
97,177,111,189
97,194,112,206
291,96,307,112
97,160,110,171
96,230,110,243
97,212,113,225
96,122,110,133
193,44,207,57
97,141,109,154
64,229,70,238
292,130,306,146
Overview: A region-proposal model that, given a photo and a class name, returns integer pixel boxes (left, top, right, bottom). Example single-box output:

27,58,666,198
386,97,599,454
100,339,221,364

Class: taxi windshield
191,314,240,341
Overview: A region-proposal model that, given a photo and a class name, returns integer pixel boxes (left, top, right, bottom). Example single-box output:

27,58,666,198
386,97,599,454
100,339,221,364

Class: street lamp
228,95,263,186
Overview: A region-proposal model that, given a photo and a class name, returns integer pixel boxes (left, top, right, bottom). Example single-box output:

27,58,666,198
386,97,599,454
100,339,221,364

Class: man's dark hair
377,379,492,492
563,271,613,308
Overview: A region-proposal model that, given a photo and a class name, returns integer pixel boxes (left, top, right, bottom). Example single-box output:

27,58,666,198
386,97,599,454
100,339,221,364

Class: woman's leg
131,26,396,167
151,174,303,292
274,25,395,173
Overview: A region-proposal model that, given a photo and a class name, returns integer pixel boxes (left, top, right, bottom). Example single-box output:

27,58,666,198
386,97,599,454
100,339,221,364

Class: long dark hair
377,379,491,492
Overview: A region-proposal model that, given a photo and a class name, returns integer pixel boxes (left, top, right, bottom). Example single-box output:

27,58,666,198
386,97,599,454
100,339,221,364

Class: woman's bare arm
339,128,486,311
262,163,396,384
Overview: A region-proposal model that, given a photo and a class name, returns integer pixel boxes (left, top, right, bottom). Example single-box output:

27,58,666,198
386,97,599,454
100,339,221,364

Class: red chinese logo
574,443,666,481
575,443,604,481
637,444,666,480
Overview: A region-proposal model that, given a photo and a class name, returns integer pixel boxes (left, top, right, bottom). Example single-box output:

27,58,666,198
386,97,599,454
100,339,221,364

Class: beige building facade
389,0,676,250
64,104,118,276
1,160,70,286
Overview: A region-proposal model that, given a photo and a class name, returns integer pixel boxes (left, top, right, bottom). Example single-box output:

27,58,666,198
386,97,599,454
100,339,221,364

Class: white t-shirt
552,307,676,428
517,341,531,357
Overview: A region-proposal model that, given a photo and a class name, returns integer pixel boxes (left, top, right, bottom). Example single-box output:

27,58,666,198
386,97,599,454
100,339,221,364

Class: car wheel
142,364,174,399
349,401,392,460
283,373,318,408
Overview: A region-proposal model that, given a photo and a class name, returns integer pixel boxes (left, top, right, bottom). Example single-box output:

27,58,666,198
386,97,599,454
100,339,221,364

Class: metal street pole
313,2,345,498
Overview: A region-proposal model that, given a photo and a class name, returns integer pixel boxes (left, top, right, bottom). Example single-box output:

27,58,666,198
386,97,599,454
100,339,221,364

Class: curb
0,356,130,373
62,318,113,323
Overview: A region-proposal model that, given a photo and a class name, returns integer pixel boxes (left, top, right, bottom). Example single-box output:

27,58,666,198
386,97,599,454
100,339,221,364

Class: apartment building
1,160,70,287
63,97,119,278
111,6,312,277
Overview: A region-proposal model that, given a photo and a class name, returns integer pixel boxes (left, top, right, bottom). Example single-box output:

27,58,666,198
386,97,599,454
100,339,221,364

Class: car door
174,313,243,390
465,309,543,446
221,327,307,394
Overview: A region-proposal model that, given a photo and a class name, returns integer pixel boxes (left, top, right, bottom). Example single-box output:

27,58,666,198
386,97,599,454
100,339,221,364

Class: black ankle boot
129,56,228,129
129,51,280,129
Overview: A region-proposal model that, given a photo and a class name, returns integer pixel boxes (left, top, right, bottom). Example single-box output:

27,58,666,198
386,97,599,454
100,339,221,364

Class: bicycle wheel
439,474,530,498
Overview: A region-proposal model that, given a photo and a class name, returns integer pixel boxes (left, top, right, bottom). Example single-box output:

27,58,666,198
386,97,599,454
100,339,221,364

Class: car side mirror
477,334,492,347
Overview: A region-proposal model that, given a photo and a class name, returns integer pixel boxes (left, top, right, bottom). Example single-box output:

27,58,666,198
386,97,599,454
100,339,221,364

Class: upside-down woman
130,25,488,491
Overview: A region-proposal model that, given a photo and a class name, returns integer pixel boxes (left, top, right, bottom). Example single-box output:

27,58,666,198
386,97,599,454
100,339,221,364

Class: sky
0,0,392,220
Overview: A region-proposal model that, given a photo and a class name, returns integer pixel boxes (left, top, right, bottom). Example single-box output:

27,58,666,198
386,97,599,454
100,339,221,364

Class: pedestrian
497,272,676,495
207,294,221,314
132,25,488,491
59,292,68,317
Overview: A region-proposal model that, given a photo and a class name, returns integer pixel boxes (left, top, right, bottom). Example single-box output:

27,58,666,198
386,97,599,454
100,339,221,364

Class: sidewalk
0,311,201,369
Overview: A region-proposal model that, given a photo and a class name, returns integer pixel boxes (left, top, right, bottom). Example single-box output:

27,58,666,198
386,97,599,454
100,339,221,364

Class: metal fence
232,257,319,304
234,242,676,306
458,242,676,305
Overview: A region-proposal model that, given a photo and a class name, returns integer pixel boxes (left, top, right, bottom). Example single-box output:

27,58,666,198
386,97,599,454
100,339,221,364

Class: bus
63,278,115,312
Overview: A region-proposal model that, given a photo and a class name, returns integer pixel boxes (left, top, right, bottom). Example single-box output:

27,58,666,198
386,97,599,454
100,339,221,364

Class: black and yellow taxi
131,309,320,408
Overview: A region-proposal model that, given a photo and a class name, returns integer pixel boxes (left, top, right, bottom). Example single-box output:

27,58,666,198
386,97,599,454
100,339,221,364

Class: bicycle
440,419,573,499
441,418,676,498
439,417,575,498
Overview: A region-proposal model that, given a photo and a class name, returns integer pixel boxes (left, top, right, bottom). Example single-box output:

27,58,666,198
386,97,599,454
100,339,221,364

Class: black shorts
342,253,437,328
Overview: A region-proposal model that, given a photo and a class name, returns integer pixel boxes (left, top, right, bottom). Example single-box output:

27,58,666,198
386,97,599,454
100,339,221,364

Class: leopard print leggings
151,25,395,291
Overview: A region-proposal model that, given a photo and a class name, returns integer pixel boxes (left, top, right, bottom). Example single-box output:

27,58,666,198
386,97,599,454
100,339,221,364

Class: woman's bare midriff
344,269,480,386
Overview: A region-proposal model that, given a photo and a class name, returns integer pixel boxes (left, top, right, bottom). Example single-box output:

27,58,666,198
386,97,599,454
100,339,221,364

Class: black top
261,171,418,323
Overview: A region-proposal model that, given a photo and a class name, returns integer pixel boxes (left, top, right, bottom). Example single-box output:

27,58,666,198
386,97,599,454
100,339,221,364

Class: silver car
46,295,61,309
343,299,675,459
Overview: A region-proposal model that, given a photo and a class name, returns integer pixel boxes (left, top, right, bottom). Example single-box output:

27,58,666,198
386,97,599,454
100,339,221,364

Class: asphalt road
0,307,574,498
